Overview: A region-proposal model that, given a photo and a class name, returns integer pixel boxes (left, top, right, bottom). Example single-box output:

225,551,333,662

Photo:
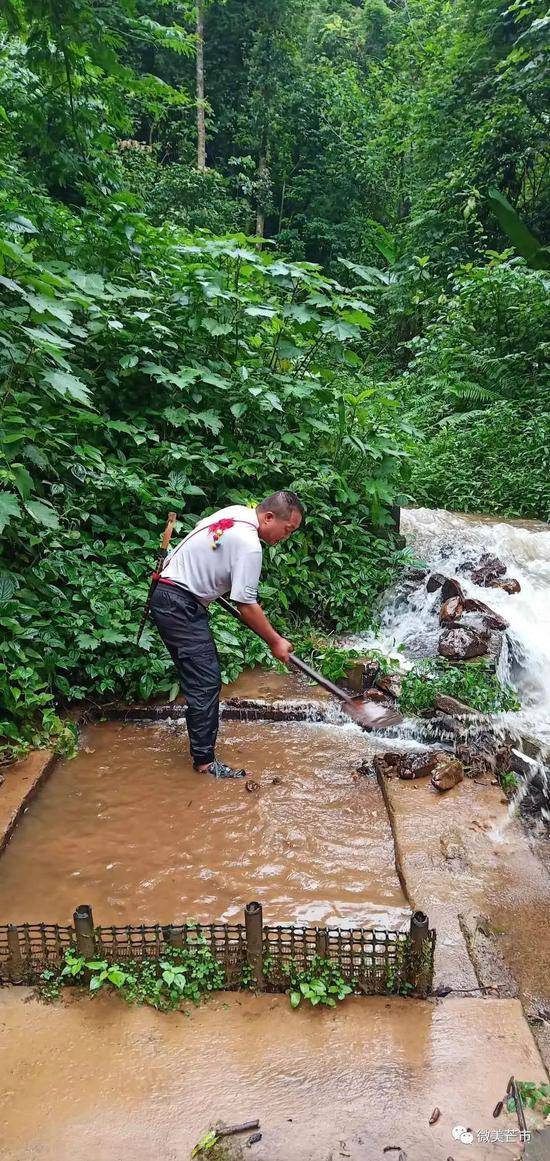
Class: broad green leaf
320,320,360,341
201,318,232,335
24,499,60,529
22,326,74,350
42,370,93,407
12,464,33,500
26,295,73,326
244,305,277,318
488,188,550,270
0,275,25,294
0,491,21,533
0,570,17,603
195,409,223,434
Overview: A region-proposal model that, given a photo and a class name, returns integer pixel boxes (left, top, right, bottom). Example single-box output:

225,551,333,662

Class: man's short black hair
257,491,305,519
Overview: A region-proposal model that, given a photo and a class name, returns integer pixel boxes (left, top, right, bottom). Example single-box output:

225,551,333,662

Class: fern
447,380,499,405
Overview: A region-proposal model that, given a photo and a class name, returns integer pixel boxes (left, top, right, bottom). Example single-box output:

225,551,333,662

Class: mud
0,990,546,1161
0,720,408,928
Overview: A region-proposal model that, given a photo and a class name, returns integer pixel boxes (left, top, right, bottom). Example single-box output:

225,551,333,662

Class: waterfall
349,504,550,748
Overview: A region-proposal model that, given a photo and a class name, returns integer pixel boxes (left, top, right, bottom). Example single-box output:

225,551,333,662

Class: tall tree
196,0,206,169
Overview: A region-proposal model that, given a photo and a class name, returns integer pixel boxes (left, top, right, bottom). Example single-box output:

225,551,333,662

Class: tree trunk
196,0,206,171
256,152,267,238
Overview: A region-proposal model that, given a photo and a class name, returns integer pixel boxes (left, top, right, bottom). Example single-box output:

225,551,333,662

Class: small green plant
288,956,352,1009
399,659,520,716
192,1130,219,1156
500,770,519,796
510,1081,550,1119
38,942,226,1010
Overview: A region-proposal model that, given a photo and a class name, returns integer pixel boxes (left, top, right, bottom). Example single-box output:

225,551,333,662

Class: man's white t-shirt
161,505,262,605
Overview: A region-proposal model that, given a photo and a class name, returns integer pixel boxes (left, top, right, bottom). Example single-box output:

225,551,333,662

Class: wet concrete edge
0,750,56,857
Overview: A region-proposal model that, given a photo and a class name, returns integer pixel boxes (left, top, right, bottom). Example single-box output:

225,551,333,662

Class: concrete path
0,990,547,1161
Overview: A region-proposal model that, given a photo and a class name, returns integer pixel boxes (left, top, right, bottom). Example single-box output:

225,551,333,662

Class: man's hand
235,602,294,664
271,635,294,665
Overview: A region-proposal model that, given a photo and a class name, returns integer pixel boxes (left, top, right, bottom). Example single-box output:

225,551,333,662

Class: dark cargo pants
150,582,221,766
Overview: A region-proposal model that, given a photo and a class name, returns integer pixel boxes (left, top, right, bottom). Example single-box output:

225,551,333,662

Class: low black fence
0,902,435,997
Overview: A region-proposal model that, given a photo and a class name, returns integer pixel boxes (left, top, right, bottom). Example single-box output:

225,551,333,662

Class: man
150,491,304,778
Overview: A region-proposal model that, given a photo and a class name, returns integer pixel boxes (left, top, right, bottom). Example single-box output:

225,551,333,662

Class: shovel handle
217,596,352,704
161,512,177,551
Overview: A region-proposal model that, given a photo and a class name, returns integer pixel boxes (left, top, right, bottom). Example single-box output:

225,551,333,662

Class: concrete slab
0,991,546,1161
379,773,550,1068
0,749,55,855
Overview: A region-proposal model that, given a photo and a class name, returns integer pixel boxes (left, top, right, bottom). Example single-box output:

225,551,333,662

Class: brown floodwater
0,720,409,928
0,990,546,1161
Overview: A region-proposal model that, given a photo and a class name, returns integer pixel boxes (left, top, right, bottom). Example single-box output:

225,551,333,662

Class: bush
0,178,410,761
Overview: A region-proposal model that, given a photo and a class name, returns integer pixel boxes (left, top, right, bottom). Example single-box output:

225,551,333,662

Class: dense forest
0,0,548,758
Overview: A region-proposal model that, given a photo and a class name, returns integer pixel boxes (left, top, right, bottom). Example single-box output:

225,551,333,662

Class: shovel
217,596,403,732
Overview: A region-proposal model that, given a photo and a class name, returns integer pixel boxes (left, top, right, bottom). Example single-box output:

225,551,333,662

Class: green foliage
400,258,550,518
500,769,520,796
511,1081,550,1119
1,0,548,758
288,955,352,1008
39,941,226,1010
399,660,520,716
0,172,407,758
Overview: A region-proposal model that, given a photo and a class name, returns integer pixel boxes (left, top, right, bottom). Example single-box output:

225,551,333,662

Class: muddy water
222,665,330,702
0,720,409,928
0,990,545,1161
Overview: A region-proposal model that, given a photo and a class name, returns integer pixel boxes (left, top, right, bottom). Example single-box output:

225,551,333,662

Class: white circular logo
452,1125,474,1144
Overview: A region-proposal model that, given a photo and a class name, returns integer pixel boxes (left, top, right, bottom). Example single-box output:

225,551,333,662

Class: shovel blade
346,699,404,731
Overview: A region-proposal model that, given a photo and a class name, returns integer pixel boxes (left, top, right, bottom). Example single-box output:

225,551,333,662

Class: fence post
7,925,24,982
73,905,96,960
315,927,328,959
162,924,183,949
409,910,430,996
244,901,264,990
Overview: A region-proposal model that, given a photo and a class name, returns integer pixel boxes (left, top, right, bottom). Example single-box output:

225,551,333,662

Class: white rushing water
354,506,550,748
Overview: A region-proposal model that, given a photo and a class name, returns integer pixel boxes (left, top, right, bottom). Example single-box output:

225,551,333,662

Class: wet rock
271,776,283,785
470,553,507,585
344,660,369,694
363,688,388,703
404,566,428,583
456,729,512,779
434,693,476,717
371,752,404,779
487,577,521,594
245,780,260,793
439,596,464,624
373,749,456,781
399,752,443,780
426,572,446,593
431,755,464,792
375,673,402,699
438,626,489,661
441,577,465,603
362,660,381,690
463,598,509,631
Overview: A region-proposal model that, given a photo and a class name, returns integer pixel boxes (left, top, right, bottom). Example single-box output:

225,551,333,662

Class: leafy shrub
288,956,352,1009
39,941,226,1009
399,659,520,716
400,259,550,519
0,184,409,760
